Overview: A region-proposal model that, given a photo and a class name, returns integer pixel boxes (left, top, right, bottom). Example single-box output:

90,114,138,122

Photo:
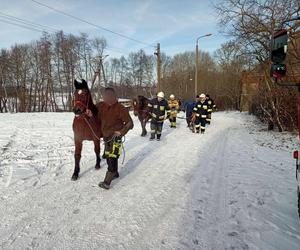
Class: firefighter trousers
103,137,122,173
169,116,176,127
150,119,163,139
195,117,206,133
206,112,212,124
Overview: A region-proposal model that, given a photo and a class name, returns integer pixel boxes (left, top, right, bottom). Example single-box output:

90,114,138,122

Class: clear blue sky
0,0,228,57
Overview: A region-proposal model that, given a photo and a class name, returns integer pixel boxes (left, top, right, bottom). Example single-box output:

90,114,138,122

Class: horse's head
132,95,146,116
73,79,91,116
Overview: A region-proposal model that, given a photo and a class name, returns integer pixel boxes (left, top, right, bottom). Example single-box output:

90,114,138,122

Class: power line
0,18,46,33
31,0,152,46
0,11,59,33
0,11,130,56
0,11,152,57
0,18,128,56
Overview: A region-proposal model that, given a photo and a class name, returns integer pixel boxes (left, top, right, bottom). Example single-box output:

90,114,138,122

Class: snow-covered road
0,112,300,250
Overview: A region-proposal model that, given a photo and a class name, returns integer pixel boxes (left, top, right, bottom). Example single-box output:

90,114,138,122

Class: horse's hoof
71,174,79,181
95,165,101,170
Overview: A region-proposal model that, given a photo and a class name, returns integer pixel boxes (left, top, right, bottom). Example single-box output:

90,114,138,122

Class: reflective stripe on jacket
148,98,170,121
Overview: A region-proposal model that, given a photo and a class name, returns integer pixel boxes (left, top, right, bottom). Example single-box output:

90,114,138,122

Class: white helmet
200,93,206,98
157,91,165,98
170,94,175,99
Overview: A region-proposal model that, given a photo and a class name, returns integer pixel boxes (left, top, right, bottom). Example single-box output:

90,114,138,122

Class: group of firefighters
147,91,216,141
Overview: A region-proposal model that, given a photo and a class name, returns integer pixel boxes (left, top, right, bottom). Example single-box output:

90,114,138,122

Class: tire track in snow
184,115,246,249
202,129,230,249
187,127,230,249
0,129,18,188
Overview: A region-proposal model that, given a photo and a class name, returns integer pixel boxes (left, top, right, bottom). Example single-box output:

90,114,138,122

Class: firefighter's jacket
168,99,180,118
148,98,170,122
193,100,209,119
207,97,216,113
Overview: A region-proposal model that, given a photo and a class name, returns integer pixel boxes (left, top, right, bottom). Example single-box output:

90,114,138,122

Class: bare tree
215,0,300,131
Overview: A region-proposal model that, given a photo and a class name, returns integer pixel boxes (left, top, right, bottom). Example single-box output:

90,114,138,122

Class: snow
0,111,300,249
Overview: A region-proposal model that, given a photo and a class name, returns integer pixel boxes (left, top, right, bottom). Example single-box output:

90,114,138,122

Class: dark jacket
97,101,133,138
148,98,170,122
183,101,196,118
193,100,209,118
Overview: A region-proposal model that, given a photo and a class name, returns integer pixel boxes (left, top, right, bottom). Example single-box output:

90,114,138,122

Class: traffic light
270,29,288,79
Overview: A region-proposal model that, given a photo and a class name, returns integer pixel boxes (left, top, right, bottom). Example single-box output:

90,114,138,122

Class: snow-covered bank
0,112,299,249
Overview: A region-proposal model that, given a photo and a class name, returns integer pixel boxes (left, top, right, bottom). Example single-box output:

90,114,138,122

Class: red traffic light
293,150,298,159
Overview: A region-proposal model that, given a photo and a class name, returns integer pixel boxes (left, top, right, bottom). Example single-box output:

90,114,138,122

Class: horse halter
73,89,90,113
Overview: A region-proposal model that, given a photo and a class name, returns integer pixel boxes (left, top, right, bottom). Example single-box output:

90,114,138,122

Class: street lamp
195,33,212,97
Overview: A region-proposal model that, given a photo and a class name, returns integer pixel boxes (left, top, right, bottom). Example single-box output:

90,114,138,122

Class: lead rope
121,136,126,165
83,116,101,141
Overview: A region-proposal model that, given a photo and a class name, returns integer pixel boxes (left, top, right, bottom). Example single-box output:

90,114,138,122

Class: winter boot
156,134,161,141
99,171,115,190
113,171,119,180
150,133,155,141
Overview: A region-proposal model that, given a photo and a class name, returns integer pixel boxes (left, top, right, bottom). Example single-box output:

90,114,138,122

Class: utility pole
100,57,107,87
91,54,109,90
91,68,100,91
155,43,161,92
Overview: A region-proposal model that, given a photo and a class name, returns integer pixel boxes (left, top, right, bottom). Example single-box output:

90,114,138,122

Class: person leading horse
86,88,133,189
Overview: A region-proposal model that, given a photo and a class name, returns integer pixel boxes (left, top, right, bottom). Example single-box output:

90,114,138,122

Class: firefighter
206,94,216,125
168,94,180,128
148,91,170,141
192,93,208,134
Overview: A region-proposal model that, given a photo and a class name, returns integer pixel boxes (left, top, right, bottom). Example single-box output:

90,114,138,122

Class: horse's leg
140,119,145,136
72,140,82,181
94,139,101,170
142,119,147,136
139,115,146,136
139,116,144,136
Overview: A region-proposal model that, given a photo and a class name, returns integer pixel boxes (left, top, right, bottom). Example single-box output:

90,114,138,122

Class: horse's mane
83,87,98,115
88,91,98,115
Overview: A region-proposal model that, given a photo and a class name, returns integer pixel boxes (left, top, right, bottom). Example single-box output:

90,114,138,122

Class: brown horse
132,95,150,136
72,79,102,180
